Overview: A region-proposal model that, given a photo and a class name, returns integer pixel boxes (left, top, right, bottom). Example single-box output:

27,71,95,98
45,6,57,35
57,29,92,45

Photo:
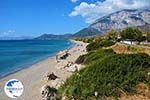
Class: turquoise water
0,40,73,78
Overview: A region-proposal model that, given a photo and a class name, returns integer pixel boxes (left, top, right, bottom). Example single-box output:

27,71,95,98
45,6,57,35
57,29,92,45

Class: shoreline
0,40,88,100
0,39,74,79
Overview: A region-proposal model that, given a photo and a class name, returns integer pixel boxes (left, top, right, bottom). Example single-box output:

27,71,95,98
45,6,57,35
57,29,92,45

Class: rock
64,61,74,68
50,79,64,89
45,72,58,81
94,91,98,97
41,85,57,100
148,72,150,76
61,96,69,100
55,80,64,89
57,50,70,60
65,64,79,72
74,9,150,37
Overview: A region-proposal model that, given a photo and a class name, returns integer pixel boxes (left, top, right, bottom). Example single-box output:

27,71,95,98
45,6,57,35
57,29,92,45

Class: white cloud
0,30,15,37
71,0,79,3
8,30,15,33
69,0,150,23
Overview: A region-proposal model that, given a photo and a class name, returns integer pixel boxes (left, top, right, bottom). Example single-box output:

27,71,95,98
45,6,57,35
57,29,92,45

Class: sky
0,0,149,38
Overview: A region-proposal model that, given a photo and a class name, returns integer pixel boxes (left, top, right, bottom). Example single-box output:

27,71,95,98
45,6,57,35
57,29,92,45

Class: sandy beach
0,40,88,100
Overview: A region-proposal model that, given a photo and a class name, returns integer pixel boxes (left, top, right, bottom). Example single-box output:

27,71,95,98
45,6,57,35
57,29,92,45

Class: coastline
0,40,88,100
0,39,74,79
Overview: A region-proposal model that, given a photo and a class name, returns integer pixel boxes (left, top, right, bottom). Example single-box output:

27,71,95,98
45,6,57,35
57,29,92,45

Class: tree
120,27,142,44
133,28,142,42
105,29,119,42
147,32,150,42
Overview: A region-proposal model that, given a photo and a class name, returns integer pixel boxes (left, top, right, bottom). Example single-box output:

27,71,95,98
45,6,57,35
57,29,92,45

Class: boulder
50,79,64,89
65,64,79,72
41,85,57,100
45,72,58,81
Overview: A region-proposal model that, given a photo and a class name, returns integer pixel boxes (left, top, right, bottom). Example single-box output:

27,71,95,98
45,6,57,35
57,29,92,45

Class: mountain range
3,9,149,40
74,9,150,37
34,34,72,40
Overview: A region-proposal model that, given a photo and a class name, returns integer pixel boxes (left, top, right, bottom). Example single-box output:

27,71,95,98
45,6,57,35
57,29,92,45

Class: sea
0,40,73,78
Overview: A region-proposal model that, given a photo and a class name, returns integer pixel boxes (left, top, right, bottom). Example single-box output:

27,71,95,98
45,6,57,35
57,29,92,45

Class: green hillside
58,48,150,99
73,28,100,37
58,29,150,99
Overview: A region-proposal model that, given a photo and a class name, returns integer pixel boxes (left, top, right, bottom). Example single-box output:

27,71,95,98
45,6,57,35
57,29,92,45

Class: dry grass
120,95,150,100
144,48,150,55
118,83,150,100
110,44,150,100
111,43,150,55
111,43,130,54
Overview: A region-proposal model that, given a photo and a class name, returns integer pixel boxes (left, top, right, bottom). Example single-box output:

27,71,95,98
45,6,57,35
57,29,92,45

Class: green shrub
75,49,115,64
120,27,143,42
99,40,115,47
75,54,87,64
86,42,100,51
127,45,144,53
59,53,150,99
86,40,115,51
73,37,94,43
147,32,150,42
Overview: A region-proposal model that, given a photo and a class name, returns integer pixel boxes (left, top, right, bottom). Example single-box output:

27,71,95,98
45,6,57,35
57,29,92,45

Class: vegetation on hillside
120,27,143,43
57,27,150,99
75,49,115,64
105,29,119,42
147,32,150,42
86,39,115,51
58,49,150,99
74,37,94,43
73,28,100,37
74,26,149,44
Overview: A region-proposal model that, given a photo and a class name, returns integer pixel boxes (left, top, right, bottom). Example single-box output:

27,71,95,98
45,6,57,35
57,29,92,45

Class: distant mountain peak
74,9,150,37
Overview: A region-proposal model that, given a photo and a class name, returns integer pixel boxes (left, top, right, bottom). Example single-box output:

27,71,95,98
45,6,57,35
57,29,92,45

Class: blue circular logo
4,79,24,98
